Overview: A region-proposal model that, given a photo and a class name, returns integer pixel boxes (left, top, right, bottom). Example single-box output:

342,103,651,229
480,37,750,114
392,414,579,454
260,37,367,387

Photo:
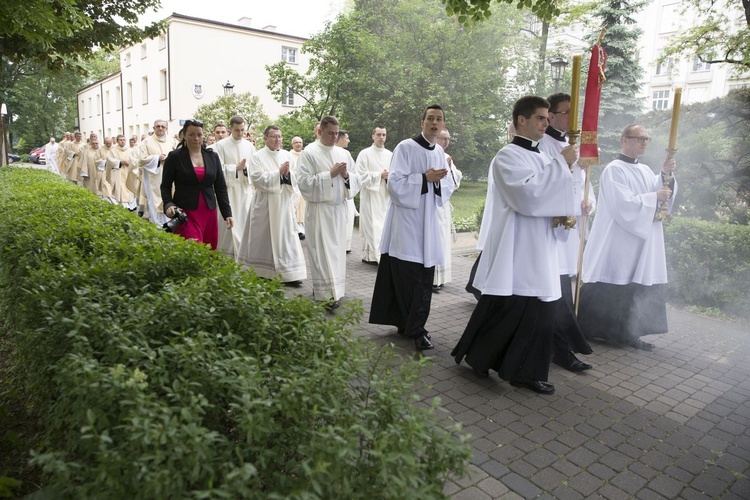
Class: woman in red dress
161,119,233,250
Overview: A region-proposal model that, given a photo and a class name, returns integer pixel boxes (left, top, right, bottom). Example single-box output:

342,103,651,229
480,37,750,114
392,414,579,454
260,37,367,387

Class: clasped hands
330,162,349,179
425,167,448,182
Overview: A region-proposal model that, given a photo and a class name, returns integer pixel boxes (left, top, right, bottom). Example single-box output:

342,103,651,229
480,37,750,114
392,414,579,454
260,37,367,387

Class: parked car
29,147,46,164
7,152,20,163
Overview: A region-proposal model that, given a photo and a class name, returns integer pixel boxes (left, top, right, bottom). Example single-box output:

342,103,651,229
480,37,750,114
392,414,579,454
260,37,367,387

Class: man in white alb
453,96,577,394
355,126,392,265
290,136,306,240
296,116,362,310
214,116,256,259
369,105,457,351
578,124,676,351
44,138,59,175
336,130,357,254
238,125,306,285
433,128,463,291
538,92,595,372
134,120,177,226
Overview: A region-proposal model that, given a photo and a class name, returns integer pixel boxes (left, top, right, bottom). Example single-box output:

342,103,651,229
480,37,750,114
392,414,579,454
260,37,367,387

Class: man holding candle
577,124,677,351
453,96,578,394
538,92,595,372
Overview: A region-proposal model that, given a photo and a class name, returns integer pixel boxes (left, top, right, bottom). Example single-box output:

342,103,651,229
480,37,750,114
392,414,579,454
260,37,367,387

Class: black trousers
369,254,434,338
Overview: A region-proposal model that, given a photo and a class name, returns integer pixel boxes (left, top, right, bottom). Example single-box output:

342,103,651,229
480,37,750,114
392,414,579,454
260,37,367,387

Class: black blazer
161,146,232,219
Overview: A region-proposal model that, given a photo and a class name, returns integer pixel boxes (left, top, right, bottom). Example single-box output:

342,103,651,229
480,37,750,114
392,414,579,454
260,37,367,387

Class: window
124,52,131,67
159,34,167,50
80,99,85,117
88,97,92,117
160,69,167,100
281,86,295,106
126,82,133,108
140,43,147,59
105,90,110,113
655,57,672,76
142,77,149,105
96,94,100,115
692,57,711,72
652,89,670,110
115,86,122,111
281,47,297,63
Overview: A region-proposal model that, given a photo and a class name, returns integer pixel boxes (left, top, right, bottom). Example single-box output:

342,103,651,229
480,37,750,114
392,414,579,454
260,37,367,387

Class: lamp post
222,80,235,96
550,57,568,93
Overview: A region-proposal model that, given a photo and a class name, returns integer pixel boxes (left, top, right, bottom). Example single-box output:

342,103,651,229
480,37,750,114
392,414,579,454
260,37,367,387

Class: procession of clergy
44,93,675,396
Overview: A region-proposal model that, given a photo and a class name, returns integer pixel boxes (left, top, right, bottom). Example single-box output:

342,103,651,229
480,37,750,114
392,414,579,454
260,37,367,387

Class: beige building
77,13,309,139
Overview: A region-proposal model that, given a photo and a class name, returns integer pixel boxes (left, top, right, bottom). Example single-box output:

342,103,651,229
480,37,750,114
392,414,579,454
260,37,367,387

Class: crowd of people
45,94,676,396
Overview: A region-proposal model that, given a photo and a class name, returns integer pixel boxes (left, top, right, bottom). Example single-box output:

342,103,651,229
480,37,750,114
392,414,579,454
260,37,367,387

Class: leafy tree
662,0,750,72
0,0,163,164
4,52,119,150
193,93,270,141
268,0,536,179
585,0,647,162
443,0,561,23
639,88,750,224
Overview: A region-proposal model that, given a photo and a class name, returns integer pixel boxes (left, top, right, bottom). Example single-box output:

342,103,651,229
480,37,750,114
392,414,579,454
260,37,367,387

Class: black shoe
361,259,378,265
432,284,442,293
554,354,593,372
398,328,430,341
298,232,305,240
510,379,555,394
414,335,434,351
324,299,341,312
346,250,352,254
628,338,655,351
472,366,490,378
283,280,303,288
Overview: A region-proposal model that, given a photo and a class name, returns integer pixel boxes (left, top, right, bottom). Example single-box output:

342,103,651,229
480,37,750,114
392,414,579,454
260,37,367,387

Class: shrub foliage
664,217,750,319
0,167,469,498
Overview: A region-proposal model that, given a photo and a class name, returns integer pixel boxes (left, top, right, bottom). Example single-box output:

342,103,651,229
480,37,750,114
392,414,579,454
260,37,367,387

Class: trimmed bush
664,217,750,319
0,167,469,498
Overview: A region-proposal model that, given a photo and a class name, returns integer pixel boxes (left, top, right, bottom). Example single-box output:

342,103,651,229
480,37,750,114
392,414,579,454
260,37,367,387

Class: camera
164,207,188,232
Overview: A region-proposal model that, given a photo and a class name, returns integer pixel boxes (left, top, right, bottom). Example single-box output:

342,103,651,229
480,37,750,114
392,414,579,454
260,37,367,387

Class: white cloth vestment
355,144,393,263
214,136,256,259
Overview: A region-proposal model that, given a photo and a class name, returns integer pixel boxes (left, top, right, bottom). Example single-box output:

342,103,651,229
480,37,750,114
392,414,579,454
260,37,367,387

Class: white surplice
355,144,393,263
538,131,596,276
135,135,177,226
433,154,463,285
472,139,575,302
582,157,677,286
297,140,362,301
214,136,256,259
380,137,456,267
238,147,306,282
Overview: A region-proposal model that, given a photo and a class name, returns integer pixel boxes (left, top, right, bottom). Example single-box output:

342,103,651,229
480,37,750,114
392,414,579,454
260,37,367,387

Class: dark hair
422,104,444,121
320,116,339,129
229,116,245,127
178,119,204,148
546,93,571,113
512,96,549,128
337,130,348,139
372,126,386,135
213,122,227,131
263,125,281,136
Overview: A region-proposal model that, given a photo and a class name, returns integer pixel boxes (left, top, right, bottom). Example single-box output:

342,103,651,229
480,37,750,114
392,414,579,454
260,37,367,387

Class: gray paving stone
610,469,648,494
647,473,685,498
502,472,542,498
569,470,602,496
478,459,510,479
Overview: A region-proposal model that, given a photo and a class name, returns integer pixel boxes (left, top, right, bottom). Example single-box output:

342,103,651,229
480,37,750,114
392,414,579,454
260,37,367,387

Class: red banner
579,42,607,167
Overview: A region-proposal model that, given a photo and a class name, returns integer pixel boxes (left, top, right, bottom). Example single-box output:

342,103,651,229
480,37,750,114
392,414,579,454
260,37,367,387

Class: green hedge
0,167,469,498
665,217,750,319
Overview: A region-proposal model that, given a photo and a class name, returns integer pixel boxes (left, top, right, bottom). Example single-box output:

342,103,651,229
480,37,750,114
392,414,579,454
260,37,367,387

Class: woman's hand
226,217,234,230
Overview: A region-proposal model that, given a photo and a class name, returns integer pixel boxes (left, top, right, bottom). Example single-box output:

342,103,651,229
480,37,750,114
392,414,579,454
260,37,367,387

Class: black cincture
512,136,540,153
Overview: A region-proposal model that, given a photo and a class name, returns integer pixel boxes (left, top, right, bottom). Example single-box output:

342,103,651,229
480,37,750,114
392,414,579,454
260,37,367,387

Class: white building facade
77,13,309,140
634,0,749,110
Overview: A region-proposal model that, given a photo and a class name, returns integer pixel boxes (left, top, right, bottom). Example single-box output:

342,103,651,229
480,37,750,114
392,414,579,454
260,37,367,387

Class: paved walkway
290,228,750,499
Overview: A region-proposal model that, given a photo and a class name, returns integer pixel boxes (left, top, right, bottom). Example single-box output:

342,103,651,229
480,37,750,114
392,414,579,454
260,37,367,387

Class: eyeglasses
184,119,204,128
626,136,651,143
551,110,570,115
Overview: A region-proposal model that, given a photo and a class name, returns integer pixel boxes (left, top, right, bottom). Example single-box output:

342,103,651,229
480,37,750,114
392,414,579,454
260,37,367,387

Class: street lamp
549,57,568,93
222,80,235,96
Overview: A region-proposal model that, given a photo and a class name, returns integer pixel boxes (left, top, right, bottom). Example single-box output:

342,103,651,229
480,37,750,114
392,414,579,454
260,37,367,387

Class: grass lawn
451,180,487,224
